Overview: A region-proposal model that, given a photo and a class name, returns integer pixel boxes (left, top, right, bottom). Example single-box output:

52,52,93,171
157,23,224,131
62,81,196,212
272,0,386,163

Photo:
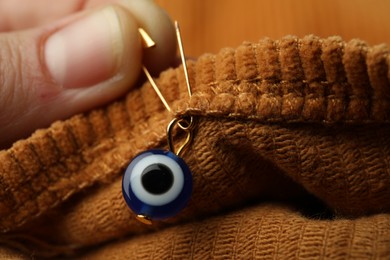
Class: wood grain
155,0,390,57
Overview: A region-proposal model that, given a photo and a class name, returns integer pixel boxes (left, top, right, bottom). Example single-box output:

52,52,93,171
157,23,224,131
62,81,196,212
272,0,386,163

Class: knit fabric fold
0,35,389,258
84,203,390,259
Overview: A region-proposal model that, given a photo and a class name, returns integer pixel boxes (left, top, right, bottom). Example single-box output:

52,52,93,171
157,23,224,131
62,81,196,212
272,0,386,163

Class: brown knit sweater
0,35,389,259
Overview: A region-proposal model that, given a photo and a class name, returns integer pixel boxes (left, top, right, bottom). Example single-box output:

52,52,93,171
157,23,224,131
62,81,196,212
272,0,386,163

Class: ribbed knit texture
85,204,390,259
0,35,389,258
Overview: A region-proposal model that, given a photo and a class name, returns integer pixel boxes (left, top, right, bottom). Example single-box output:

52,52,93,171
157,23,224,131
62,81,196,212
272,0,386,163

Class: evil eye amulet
122,149,192,221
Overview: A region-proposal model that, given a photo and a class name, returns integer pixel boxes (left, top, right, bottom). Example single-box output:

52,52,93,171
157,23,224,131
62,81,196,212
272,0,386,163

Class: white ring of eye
129,154,184,206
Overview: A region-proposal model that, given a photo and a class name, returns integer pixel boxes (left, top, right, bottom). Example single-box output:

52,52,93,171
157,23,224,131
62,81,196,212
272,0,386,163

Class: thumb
0,5,142,148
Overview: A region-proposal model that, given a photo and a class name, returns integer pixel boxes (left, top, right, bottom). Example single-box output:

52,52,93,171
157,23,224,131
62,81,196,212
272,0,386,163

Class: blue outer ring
122,149,192,220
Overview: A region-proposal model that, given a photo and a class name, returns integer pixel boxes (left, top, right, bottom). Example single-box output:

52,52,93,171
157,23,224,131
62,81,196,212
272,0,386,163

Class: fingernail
45,6,124,88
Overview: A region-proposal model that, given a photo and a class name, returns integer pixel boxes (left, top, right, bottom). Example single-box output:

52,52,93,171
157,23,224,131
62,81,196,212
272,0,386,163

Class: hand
0,0,176,148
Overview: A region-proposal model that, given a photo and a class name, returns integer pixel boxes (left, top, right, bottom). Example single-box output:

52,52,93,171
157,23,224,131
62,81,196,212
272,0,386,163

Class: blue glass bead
122,149,192,220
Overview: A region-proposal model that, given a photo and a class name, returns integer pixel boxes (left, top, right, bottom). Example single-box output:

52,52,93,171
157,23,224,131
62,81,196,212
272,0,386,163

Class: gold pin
138,28,156,48
138,22,194,156
138,22,192,107
124,22,194,225
142,66,172,113
174,21,192,97
138,27,172,113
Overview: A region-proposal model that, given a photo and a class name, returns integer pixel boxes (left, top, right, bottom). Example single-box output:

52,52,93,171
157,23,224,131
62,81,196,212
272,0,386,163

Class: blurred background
155,0,390,57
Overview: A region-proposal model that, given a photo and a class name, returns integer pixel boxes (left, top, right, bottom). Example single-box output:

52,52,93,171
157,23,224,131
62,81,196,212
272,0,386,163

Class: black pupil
141,163,174,195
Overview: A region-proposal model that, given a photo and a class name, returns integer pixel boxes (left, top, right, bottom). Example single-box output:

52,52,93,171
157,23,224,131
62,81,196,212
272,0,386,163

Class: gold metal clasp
139,21,194,157
167,116,194,156
135,22,194,224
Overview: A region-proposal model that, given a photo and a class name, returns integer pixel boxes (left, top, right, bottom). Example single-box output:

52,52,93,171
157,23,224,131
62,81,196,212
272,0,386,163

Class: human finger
0,4,141,148
0,0,176,75
0,0,86,31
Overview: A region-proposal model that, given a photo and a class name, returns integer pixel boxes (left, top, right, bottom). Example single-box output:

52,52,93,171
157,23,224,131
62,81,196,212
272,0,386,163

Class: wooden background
155,0,390,57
